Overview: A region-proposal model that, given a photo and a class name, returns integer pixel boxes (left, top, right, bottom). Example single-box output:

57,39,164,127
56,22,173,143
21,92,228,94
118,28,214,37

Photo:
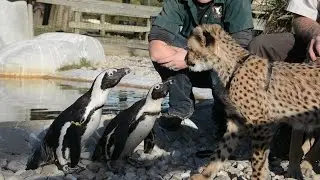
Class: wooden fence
34,0,267,42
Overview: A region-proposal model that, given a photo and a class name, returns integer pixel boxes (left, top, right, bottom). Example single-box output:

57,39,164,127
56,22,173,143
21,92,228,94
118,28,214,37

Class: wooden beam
69,21,150,33
36,0,161,15
70,6,159,18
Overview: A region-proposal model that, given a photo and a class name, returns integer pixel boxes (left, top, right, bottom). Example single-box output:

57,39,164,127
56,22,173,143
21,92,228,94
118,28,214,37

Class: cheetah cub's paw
189,174,209,180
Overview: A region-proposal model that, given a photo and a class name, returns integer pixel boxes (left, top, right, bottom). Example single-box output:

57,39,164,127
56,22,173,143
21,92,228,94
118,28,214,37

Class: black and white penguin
26,67,130,171
92,79,172,166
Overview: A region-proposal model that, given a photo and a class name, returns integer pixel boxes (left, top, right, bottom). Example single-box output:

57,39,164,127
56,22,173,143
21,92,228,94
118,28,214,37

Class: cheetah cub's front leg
190,120,246,180
250,125,274,180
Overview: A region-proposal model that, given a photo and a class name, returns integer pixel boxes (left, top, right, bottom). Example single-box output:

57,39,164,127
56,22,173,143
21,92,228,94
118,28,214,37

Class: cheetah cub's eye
203,31,214,47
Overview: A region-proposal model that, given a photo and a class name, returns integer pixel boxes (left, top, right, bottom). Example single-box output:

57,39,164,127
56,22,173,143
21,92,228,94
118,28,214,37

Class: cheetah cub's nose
186,58,195,67
185,53,195,67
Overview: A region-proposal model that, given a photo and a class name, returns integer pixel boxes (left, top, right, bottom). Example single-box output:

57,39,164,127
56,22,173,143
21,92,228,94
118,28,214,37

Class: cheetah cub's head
186,24,235,72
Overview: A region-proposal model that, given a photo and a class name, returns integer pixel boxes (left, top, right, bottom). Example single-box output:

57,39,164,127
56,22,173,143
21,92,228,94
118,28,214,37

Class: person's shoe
158,113,183,131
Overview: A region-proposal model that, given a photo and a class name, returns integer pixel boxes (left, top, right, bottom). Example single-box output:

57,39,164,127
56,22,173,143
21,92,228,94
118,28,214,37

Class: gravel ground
0,56,319,180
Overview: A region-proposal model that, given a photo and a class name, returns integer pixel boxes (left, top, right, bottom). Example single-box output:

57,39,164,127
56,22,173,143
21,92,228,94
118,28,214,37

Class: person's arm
286,0,320,60
148,26,183,61
148,0,188,70
292,15,320,60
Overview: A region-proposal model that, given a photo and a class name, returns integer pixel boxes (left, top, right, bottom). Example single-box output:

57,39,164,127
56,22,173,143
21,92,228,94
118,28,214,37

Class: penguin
92,79,172,167
26,67,130,172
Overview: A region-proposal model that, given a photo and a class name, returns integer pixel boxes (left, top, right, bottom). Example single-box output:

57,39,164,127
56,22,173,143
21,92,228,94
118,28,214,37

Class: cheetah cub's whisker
186,24,320,180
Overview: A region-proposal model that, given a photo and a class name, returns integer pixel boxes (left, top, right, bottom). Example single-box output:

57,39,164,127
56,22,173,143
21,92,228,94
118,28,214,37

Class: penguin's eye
154,84,160,90
108,72,113,76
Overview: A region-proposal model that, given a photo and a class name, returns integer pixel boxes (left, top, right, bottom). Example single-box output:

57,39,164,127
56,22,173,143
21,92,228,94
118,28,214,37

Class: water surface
0,78,168,122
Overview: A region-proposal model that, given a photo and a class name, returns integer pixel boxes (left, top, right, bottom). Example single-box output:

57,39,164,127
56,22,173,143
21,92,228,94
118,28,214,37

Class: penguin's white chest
121,115,156,158
81,109,102,143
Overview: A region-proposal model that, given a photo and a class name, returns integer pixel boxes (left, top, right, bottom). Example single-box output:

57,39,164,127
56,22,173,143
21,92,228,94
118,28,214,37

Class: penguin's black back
101,98,146,136
92,98,146,160
44,91,92,149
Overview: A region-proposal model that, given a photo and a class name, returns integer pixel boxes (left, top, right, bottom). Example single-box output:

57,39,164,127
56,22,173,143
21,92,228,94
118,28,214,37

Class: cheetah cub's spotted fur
186,24,320,180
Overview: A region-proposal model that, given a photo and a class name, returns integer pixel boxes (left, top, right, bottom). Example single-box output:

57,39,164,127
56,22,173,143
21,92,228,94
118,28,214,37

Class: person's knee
248,35,268,55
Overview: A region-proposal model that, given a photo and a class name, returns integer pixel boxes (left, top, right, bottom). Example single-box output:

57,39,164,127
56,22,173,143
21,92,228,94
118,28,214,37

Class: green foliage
57,58,96,71
257,0,294,34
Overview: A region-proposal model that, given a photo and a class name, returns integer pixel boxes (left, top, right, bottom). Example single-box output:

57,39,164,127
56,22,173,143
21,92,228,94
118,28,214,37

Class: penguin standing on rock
92,79,172,167
26,68,130,172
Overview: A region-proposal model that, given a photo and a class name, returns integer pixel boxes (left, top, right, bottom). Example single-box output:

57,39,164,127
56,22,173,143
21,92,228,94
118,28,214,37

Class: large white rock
35,32,106,63
0,1,106,76
0,37,5,49
0,0,31,45
0,33,106,76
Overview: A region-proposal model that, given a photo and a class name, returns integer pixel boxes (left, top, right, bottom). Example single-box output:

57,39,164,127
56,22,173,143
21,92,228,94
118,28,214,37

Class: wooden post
145,17,151,41
48,4,56,28
100,14,106,36
62,7,70,32
74,11,81,33
27,2,34,38
56,5,65,30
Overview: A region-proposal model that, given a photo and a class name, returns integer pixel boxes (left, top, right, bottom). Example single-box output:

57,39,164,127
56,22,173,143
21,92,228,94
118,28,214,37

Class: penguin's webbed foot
127,157,145,168
107,160,126,174
61,164,83,174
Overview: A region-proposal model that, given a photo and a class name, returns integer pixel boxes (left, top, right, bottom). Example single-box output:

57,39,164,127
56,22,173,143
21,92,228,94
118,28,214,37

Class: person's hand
308,35,320,61
158,48,188,70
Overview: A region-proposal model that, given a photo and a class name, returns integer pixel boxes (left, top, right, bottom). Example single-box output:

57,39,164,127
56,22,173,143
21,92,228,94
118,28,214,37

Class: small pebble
20,170,35,178
5,175,23,180
215,175,231,180
24,175,45,180
1,170,14,176
65,174,77,180
79,169,95,180
6,160,26,172
87,162,102,173
41,164,59,176
0,159,7,168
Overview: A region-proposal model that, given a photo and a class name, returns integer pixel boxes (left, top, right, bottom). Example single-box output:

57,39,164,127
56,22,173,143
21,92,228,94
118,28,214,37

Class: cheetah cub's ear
188,26,216,52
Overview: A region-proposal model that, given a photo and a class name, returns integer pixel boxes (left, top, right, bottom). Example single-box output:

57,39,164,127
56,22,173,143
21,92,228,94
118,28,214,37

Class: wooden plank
145,18,151,41
74,11,81,33
100,14,106,36
37,0,161,17
69,21,150,33
70,6,159,18
36,0,162,12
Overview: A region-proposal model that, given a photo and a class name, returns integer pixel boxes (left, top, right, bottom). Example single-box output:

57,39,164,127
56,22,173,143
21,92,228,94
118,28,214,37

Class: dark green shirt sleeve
152,0,185,35
223,0,254,33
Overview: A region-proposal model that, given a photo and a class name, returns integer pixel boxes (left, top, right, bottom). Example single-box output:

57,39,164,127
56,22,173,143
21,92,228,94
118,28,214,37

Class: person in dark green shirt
148,0,254,136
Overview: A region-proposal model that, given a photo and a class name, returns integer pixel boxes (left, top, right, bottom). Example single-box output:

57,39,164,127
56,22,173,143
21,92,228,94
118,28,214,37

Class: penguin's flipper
68,124,81,168
92,135,107,161
26,140,53,170
143,128,155,154
92,114,122,161
25,144,43,170
110,120,130,161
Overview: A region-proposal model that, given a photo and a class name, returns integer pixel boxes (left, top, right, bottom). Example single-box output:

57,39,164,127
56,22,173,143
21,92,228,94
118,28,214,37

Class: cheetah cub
186,24,320,180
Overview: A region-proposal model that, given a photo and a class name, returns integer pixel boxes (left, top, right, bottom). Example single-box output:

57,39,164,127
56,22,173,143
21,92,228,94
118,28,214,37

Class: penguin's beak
119,67,131,76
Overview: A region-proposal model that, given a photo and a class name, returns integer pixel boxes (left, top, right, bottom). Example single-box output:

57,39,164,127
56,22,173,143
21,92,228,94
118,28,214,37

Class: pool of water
0,78,169,122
